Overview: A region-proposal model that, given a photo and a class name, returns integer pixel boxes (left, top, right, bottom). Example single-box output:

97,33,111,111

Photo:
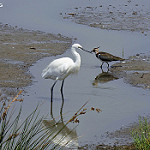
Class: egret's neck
71,48,81,67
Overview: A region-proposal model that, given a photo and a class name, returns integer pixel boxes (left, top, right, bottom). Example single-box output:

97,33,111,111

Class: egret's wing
57,62,74,79
42,57,74,80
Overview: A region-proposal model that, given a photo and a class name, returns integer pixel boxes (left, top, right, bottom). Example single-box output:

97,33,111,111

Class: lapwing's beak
91,46,100,53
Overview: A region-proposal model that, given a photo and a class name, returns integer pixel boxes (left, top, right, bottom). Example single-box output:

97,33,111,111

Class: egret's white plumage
42,43,88,102
42,44,82,80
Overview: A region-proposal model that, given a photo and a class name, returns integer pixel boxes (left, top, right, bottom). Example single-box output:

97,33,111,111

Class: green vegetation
132,117,150,150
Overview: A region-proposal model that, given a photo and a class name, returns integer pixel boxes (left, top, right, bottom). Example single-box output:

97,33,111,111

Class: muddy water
1,0,150,147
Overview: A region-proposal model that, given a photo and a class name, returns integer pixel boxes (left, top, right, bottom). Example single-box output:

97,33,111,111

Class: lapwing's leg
107,62,109,68
100,62,104,69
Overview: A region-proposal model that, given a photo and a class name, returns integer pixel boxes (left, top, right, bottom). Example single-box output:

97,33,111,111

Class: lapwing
92,47,125,68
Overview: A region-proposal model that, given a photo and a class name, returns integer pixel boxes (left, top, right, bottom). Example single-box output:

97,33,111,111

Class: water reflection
93,68,119,86
43,94,79,149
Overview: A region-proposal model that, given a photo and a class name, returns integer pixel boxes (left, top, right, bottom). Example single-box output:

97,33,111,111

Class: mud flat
111,53,150,90
62,0,150,34
61,0,150,90
0,23,72,99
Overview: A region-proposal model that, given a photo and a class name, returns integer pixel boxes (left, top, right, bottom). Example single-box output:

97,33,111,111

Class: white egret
42,43,91,102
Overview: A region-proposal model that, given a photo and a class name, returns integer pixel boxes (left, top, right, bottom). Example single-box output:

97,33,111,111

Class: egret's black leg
60,80,65,121
60,95,64,122
50,80,57,116
51,80,57,102
60,79,65,102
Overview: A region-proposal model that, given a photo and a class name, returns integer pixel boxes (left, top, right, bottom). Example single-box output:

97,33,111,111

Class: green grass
132,117,150,150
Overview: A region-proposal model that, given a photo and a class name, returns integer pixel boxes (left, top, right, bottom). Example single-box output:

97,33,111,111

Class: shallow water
1,0,150,147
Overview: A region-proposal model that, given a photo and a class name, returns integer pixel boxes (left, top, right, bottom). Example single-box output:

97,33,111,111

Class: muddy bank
79,122,138,149
62,0,150,34
80,144,135,150
91,52,150,90
0,23,72,99
110,52,150,89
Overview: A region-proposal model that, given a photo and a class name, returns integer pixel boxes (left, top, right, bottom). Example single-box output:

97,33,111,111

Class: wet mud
0,23,72,99
79,122,138,149
62,0,150,34
110,52,150,89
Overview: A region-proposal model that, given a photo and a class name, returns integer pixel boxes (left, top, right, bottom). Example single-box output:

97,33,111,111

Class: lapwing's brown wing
99,52,125,62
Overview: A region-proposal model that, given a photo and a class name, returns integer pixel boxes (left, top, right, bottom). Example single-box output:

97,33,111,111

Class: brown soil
110,53,150,89
95,144,136,150
0,23,72,99
79,123,138,149
62,0,150,34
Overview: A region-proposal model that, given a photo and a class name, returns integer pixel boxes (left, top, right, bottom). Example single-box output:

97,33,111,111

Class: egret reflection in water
93,68,119,86
43,95,79,149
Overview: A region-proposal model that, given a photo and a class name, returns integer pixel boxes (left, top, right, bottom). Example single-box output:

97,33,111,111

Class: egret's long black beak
80,47,92,53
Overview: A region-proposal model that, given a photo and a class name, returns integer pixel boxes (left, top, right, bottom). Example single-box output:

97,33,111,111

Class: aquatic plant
0,90,70,149
132,117,150,150
0,90,51,149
